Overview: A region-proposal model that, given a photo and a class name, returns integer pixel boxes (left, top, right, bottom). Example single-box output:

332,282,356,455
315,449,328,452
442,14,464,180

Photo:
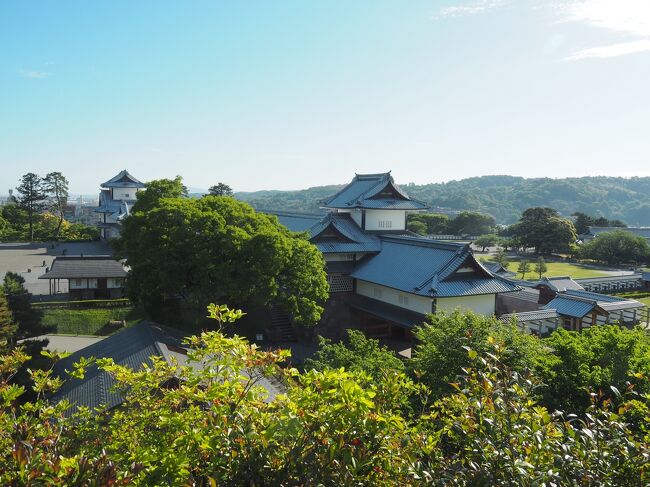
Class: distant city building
94,170,145,239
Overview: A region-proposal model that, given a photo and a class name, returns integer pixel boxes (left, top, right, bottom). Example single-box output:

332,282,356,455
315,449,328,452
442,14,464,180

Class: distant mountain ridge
235,175,650,225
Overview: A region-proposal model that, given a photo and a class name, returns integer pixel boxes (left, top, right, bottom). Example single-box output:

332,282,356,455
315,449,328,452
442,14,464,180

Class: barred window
378,220,392,229
328,274,353,293
398,294,409,306
373,286,383,298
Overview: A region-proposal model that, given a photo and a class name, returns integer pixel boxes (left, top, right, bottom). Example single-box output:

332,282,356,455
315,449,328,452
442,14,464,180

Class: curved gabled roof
320,172,428,210
101,170,146,189
309,213,381,253
351,235,519,297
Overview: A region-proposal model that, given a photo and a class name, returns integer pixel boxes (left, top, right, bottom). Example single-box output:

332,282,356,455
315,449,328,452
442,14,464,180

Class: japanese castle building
270,172,520,338
94,170,145,239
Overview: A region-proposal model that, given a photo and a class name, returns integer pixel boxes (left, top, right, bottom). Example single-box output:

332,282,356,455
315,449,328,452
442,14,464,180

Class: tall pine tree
16,173,47,241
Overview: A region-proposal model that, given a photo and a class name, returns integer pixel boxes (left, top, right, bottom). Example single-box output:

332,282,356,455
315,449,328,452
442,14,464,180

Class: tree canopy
579,230,650,265
305,329,405,382
15,173,47,241
410,311,549,399
572,211,627,235
538,326,650,412
208,182,234,197
117,182,329,325
511,207,577,254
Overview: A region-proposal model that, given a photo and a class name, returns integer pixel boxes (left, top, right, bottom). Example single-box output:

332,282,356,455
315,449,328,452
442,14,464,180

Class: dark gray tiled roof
543,295,596,318
351,236,519,297
39,256,127,279
50,322,284,416
535,276,584,292
101,169,146,188
320,172,428,210
50,322,185,415
500,309,560,323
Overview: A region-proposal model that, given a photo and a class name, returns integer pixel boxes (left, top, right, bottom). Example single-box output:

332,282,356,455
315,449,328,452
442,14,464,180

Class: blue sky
1,0,650,194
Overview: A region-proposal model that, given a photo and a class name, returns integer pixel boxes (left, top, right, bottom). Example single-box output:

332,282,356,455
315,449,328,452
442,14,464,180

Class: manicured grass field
41,306,145,336
481,258,615,279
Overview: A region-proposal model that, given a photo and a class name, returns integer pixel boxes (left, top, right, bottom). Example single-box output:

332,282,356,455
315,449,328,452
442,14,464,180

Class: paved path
0,241,112,297
20,334,105,353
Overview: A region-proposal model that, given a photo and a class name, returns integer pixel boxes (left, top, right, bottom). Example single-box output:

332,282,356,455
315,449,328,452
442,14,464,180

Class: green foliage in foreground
539,326,650,413
305,329,405,382
410,311,549,401
40,306,145,335
2,310,650,485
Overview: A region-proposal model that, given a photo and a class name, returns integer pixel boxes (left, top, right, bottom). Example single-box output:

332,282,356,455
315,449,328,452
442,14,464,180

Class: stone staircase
270,305,296,342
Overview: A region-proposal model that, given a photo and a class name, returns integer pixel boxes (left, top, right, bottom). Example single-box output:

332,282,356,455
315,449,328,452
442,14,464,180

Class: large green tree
407,213,449,235
538,326,650,412
579,230,650,265
43,172,70,238
0,290,17,350
208,183,233,197
305,329,405,382
410,311,549,399
2,273,43,339
15,173,47,241
117,184,329,325
447,211,495,236
511,207,577,254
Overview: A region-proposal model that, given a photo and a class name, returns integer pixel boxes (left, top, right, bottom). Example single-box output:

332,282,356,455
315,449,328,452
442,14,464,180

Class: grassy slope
41,306,145,336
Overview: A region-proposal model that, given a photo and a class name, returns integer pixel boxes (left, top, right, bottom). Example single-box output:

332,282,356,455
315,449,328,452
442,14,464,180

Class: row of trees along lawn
0,172,100,242
2,307,650,484
115,177,330,326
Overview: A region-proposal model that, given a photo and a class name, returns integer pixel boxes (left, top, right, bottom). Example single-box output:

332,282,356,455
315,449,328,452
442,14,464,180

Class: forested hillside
235,175,650,224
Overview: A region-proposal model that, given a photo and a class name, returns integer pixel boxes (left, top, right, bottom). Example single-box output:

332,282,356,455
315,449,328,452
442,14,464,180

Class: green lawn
482,258,615,279
41,306,146,336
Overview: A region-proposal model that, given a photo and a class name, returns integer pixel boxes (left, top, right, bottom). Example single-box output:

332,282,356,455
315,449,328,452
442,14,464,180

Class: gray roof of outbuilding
39,256,127,279
101,169,146,189
50,322,284,416
543,295,596,318
320,172,428,210
50,322,186,415
351,235,519,297
535,276,584,292
500,309,560,323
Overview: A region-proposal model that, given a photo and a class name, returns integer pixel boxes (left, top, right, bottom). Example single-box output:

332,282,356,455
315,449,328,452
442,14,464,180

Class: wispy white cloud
560,0,650,37
564,39,650,60
19,69,51,79
433,0,508,20
557,0,650,60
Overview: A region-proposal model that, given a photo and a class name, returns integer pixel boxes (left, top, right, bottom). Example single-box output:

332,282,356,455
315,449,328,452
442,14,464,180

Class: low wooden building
39,255,127,300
